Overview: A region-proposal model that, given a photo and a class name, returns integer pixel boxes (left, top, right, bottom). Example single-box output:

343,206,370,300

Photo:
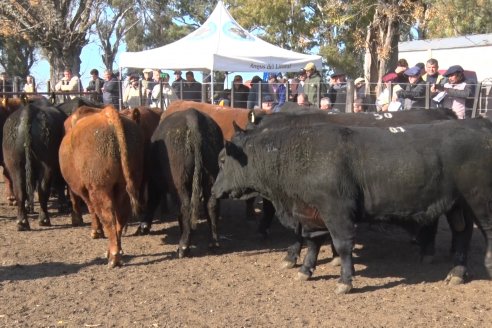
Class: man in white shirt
55,68,82,101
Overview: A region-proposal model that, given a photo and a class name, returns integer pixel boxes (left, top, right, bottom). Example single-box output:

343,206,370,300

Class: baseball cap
304,62,316,71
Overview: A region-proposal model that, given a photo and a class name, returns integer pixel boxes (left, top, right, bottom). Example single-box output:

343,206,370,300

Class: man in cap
328,68,347,111
376,72,402,111
182,71,202,102
422,58,446,108
303,62,326,107
393,66,425,110
171,70,184,99
431,65,472,119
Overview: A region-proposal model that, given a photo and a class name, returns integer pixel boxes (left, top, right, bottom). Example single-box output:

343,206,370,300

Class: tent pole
211,71,215,104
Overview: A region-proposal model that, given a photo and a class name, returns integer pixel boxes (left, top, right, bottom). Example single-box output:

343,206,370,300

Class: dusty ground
0,179,491,328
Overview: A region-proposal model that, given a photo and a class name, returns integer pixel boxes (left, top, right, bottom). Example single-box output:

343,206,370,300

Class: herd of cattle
1,96,491,294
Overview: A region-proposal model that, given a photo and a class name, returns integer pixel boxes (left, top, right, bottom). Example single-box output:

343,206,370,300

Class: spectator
140,68,154,106
376,72,402,112
151,72,175,109
272,74,287,112
218,89,231,106
415,62,425,75
394,58,409,87
23,75,37,94
85,68,104,102
432,65,472,119
171,70,185,99
182,71,202,102
353,98,365,113
296,93,309,107
320,97,332,111
287,73,300,103
123,75,141,109
261,94,274,112
247,75,271,109
296,69,307,96
231,75,249,108
55,68,82,101
328,69,347,111
394,66,425,110
422,58,446,108
102,70,120,109
303,62,326,107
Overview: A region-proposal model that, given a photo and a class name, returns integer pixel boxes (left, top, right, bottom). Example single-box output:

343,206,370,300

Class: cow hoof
445,265,467,285
39,219,51,227
71,215,84,227
16,220,30,231
107,254,122,268
296,266,313,281
330,257,342,267
91,229,105,239
446,276,464,286
280,259,296,269
134,223,150,236
421,255,434,264
335,282,353,295
208,242,220,250
177,247,189,259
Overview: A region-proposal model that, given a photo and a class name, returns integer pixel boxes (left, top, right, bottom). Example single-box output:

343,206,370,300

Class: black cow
248,109,458,268
2,99,74,230
146,108,224,258
56,97,103,116
212,118,492,294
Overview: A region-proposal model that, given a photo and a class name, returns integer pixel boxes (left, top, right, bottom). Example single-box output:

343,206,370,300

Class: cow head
212,141,258,200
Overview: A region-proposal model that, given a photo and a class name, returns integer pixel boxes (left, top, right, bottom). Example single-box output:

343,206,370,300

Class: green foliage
0,36,36,77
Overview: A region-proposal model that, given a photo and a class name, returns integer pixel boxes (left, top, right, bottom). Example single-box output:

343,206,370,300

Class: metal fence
2,77,492,118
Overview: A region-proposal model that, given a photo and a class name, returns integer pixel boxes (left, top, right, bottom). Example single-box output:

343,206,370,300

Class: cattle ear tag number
373,113,393,120
388,126,405,133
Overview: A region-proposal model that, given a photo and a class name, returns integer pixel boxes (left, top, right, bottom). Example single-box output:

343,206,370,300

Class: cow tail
103,106,140,217
190,121,203,230
20,107,35,207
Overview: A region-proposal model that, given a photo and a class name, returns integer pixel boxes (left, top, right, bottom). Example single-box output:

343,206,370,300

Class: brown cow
164,100,265,141
59,106,144,267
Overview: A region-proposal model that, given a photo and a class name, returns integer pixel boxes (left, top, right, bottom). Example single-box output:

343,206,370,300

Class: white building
398,33,492,82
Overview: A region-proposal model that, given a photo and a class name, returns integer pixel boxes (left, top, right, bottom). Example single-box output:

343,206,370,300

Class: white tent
119,1,322,73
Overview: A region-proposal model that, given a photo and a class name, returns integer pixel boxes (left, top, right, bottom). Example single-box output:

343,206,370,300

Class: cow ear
232,120,245,134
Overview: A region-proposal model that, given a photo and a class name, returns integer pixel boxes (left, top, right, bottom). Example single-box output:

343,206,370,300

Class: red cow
59,106,144,267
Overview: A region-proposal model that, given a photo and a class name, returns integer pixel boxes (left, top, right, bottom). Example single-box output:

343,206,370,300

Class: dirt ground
0,179,491,328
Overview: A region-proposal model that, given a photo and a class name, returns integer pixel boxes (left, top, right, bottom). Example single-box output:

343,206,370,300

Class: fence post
425,82,431,109
345,80,354,113
471,82,483,118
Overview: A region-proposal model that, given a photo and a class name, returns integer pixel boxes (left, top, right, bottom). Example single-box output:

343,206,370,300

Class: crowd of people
0,57,478,119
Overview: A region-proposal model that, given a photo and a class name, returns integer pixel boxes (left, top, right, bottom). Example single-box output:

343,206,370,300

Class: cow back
165,100,264,141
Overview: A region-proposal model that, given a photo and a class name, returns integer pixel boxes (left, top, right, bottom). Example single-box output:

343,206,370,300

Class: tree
0,34,36,79
94,1,139,72
0,0,100,86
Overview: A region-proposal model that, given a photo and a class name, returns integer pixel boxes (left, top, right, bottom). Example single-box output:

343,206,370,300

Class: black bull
212,118,492,294
251,109,458,266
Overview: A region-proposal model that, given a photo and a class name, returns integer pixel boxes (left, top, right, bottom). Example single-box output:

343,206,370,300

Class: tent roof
119,1,322,72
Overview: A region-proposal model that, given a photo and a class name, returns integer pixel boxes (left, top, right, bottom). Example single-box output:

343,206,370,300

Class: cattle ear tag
249,111,255,123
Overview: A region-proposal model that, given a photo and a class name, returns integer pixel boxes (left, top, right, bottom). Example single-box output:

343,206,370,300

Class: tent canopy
119,1,322,73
